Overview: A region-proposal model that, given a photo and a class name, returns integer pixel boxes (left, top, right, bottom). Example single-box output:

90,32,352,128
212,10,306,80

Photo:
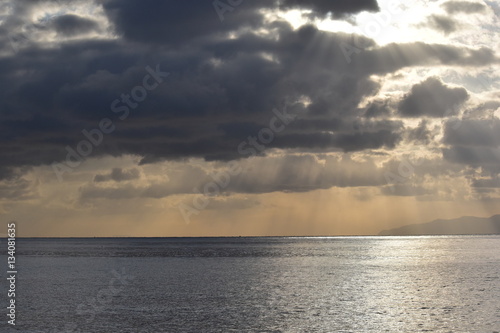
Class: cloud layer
0,0,499,235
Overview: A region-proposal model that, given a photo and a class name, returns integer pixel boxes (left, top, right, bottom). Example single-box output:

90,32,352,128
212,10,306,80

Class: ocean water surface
1,236,499,332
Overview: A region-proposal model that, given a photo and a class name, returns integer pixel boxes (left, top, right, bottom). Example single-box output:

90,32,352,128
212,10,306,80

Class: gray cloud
443,146,500,169
359,43,497,72
0,176,37,200
398,77,469,118
424,15,459,35
49,14,100,37
462,101,500,119
442,1,486,14
364,99,391,118
79,155,391,200
77,152,479,199
443,118,500,147
406,120,434,144
94,167,140,182
472,177,500,188
442,116,500,173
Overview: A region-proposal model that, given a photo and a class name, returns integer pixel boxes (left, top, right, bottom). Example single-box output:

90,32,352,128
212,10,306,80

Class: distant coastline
379,215,500,236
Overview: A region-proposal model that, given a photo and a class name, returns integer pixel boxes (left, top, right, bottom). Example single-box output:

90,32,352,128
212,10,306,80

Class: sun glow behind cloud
279,0,498,47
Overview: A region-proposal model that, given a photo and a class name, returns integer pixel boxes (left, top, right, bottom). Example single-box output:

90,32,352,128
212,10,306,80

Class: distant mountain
378,215,500,236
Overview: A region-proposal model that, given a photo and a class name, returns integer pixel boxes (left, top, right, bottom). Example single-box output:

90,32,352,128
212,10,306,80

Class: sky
0,0,499,237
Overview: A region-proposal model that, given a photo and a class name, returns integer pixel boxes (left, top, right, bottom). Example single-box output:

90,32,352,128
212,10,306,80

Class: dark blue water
1,236,499,332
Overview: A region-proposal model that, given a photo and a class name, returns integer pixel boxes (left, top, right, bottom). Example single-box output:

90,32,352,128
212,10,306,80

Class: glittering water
2,236,500,332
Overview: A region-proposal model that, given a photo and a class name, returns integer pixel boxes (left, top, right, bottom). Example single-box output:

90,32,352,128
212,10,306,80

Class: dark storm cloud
443,118,500,147
101,0,265,44
280,0,379,16
398,77,469,117
273,128,402,152
442,1,486,14
49,14,99,37
218,116,403,154
101,0,379,45
0,0,498,180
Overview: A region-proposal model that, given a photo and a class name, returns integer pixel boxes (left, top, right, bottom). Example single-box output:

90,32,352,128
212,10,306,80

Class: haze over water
4,236,500,332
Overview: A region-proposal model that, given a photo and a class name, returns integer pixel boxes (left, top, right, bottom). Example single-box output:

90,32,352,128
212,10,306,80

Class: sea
1,236,499,332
